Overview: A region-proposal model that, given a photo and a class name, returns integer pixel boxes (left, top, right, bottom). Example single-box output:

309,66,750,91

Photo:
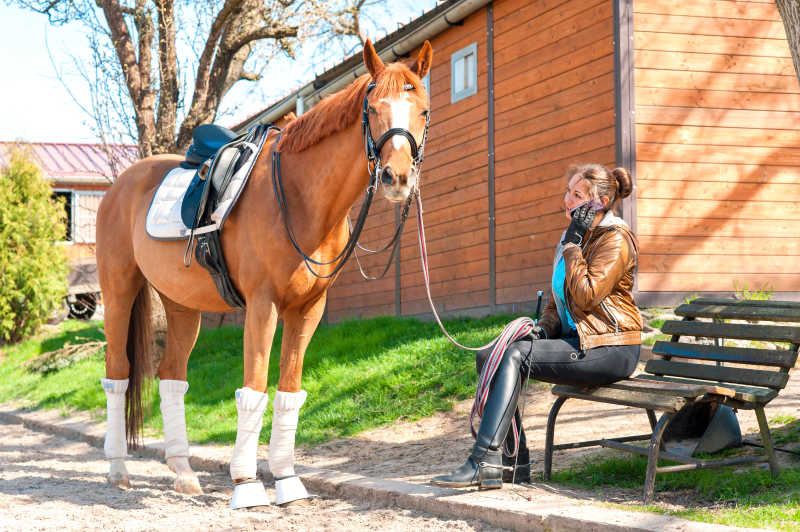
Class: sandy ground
0,419,506,532
297,358,800,503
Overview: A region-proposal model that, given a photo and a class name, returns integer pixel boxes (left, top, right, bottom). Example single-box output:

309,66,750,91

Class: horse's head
363,40,433,203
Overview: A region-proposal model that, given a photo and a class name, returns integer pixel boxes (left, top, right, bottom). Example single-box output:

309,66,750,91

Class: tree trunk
777,0,800,84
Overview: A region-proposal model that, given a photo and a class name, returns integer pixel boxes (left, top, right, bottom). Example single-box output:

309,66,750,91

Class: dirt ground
0,419,505,532
296,357,800,507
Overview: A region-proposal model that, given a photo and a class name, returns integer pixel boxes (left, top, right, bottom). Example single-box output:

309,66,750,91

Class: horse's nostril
380,167,394,186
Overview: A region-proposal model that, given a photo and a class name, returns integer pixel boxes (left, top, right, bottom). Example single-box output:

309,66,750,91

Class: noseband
272,81,430,280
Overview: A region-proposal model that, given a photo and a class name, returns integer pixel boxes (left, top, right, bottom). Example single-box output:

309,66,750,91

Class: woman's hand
530,325,547,340
561,203,596,247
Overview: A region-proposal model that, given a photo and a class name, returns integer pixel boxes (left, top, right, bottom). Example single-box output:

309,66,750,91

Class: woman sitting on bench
432,164,644,489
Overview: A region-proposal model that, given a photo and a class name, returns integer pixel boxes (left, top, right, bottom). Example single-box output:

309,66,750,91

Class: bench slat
551,384,687,412
645,359,789,389
661,319,800,343
604,377,736,399
652,341,798,369
637,374,778,404
693,298,800,310
676,303,800,323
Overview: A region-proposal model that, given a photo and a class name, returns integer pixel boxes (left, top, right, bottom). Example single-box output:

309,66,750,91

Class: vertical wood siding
633,0,800,293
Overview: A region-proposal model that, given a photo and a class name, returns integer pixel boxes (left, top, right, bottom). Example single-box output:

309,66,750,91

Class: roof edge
233,0,491,132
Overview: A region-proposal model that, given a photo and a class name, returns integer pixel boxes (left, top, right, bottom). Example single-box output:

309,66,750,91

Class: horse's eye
368,107,377,114
404,83,415,91
421,109,429,117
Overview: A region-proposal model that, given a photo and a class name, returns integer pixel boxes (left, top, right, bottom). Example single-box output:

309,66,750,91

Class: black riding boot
502,411,531,484
431,344,523,489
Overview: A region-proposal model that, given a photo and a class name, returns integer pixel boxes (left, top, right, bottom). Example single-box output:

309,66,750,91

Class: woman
431,164,643,489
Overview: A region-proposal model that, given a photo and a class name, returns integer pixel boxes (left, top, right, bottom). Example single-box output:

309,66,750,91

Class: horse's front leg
270,294,327,506
229,295,279,510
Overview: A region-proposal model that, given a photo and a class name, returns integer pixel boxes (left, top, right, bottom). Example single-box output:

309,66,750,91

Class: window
52,189,105,243
53,190,73,242
451,43,478,103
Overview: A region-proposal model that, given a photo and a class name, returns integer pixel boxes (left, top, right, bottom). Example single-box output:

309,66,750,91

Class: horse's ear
411,41,433,79
363,40,385,80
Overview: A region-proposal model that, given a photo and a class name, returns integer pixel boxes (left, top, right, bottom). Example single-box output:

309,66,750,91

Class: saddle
178,123,272,310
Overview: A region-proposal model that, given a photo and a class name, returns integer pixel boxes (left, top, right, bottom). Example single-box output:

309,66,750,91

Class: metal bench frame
542,298,800,503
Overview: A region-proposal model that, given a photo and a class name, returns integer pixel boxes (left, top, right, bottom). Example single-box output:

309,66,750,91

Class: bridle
272,81,430,280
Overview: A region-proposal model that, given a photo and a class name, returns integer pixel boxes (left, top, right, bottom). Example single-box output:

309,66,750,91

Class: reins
273,78,537,474
272,82,429,281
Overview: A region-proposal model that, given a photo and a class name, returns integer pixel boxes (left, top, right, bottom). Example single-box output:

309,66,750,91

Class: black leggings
477,335,640,387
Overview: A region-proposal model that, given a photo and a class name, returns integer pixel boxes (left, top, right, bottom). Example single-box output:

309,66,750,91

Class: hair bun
611,167,633,199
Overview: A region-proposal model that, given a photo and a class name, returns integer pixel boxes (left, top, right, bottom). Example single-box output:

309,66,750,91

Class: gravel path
0,419,505,532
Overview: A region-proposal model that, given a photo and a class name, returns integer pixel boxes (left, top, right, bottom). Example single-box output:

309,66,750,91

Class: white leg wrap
101,378,128,460
269,390,308,504
229,387,269,481
159,380,190,459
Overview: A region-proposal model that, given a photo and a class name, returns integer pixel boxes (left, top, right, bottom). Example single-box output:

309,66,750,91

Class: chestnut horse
95,40,432,507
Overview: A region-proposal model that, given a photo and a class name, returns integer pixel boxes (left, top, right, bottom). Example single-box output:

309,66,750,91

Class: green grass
551,423,800,531
0,314,515,446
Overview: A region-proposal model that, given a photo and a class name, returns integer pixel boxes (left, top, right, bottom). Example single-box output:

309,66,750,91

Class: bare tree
14,0,391,158
777,0,800,83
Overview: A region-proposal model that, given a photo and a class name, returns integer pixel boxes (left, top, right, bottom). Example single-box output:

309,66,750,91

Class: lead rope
414,192,542,471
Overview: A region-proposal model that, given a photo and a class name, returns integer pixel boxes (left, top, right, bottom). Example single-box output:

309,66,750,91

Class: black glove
529,325,546,340
561,203,596,247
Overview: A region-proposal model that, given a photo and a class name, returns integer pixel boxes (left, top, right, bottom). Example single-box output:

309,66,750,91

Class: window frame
450,42,478,104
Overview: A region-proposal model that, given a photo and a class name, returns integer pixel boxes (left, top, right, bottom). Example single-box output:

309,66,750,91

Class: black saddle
180,124,265,229
184,124,237,166
176,123,273,310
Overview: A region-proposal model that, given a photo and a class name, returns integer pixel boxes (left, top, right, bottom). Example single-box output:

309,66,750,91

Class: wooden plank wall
326,0,619,321
634,0,800,295
399,7,491,317
327,6,493,320
493,0,616,306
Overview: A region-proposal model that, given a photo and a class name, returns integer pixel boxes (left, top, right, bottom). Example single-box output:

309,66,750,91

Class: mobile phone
570,199,603,217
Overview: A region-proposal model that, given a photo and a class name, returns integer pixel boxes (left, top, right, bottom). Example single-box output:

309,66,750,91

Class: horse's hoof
108,459,130,488
274,476,309,506
230,480,270,510
279,498,311,508
108,472,131,489
174,474,203,495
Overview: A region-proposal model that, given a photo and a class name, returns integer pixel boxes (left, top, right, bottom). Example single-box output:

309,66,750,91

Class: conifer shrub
0,148,69,343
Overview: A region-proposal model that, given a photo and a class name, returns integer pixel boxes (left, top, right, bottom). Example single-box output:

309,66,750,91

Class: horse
95,39,433,507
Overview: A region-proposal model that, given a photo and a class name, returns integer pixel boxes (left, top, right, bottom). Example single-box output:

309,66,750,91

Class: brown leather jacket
539,218,643,351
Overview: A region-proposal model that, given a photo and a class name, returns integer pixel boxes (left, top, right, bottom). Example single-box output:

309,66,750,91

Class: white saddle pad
145,164,249,240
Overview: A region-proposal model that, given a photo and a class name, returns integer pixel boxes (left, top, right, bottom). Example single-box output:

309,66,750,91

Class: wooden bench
542,297,800,503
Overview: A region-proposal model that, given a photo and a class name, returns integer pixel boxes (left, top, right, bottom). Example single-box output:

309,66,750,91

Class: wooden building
236,0,800,322
0,141,138,261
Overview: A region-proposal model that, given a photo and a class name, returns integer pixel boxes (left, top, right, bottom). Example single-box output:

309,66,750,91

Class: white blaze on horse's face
380,95,413,150
372,87,427,203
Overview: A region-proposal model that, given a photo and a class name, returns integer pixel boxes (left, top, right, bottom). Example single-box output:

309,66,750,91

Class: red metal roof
0,141,139,185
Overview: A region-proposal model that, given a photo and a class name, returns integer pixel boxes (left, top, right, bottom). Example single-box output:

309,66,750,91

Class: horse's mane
278,63,423,153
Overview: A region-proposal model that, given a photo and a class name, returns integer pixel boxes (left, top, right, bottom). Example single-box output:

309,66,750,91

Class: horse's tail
126,283,153,448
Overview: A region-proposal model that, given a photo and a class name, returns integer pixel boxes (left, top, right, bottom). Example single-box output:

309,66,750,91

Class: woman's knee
475,339,530,375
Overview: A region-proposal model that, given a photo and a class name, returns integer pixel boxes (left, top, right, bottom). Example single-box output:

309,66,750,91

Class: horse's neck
276,120,369,250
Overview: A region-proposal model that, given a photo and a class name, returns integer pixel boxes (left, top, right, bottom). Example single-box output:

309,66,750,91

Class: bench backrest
648,298,800,394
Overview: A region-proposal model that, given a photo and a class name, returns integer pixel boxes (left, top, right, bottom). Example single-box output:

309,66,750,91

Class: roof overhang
234,0,492,133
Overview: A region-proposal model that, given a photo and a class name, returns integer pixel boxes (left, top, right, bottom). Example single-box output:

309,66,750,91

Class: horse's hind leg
156,293,203,495
100,268,146,489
